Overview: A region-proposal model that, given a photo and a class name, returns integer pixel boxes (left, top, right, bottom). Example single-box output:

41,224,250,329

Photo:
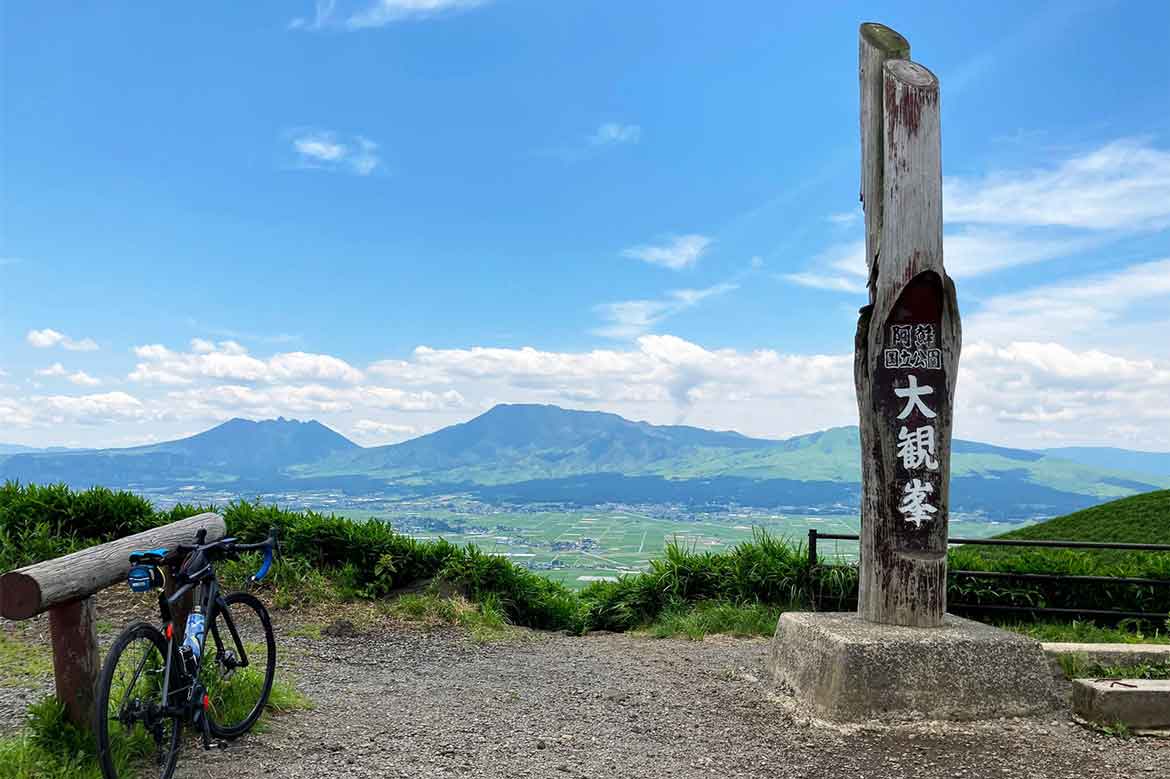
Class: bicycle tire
94,621,182,779
204,591,276,739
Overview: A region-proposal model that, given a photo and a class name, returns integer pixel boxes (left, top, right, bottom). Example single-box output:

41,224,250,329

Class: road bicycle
95,527,279,779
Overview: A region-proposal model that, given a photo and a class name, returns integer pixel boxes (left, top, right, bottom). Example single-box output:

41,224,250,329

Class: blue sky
2,0,1169,450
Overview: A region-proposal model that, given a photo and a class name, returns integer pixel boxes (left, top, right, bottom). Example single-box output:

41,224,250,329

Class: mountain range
3,404,1168,519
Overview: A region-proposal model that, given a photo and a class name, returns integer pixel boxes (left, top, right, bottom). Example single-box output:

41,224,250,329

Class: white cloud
593,283,737,339
787,138,1170,294
958,340,1170,443
26,328,99,351
828,210,860,226
346,0,489,28
352,419,416,444
622,235,712,270
129,340,365,386
590,123,641,146
294,134,346,162
289,0,336,30
67,371,102,387
780,271,864,294
288,130,381,176
966,258,1170,347
785,229,1100,294
946,139,1170,231
37,392,147,424
36,363,102,386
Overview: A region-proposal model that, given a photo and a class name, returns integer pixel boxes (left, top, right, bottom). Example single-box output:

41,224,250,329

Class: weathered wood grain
49,596,100,728
855,41,961,627
859,22,910,294
0,512,224,620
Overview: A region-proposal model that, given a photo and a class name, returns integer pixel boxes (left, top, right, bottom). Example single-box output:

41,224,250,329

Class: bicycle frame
153,575,251,721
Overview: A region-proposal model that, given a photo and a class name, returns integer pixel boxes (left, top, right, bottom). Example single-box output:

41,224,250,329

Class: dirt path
4,601,1168,778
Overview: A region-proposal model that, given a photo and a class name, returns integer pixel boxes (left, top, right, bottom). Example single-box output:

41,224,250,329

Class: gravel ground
4,598,1168,779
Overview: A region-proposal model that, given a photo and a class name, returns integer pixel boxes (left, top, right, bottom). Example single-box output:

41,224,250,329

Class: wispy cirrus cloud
622,234,712,270
589,123,641,147
289,0,489,30
286,129,381,176
26,328,99,352
593,283,737,339
966,257,1170,347
783,138,1170,294
945,139,1170,230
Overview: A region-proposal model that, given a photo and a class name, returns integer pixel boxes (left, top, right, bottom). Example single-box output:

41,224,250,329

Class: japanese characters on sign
884,324,942,369
888,324,942,530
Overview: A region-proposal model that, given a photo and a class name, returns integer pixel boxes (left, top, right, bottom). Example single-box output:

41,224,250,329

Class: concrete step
1072,678,1170,730
1043,642,1170,668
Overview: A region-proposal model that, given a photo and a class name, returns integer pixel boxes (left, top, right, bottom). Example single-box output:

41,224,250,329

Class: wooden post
855,25,961,627
0,513,225,735
48,597,100,729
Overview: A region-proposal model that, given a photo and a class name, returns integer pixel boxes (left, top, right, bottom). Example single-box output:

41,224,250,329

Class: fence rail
0,513,225,730
806,528,1170,622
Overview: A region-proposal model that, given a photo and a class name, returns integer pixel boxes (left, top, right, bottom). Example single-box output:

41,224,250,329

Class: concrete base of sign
768,612,1062,722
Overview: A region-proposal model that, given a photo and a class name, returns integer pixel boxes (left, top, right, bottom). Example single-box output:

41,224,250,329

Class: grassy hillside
997,489,1170,545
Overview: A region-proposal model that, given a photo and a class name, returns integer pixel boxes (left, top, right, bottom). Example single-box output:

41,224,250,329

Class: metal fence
806,529,1170,622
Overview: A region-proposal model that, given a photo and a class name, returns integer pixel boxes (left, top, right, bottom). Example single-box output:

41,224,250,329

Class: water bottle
183,607,206,662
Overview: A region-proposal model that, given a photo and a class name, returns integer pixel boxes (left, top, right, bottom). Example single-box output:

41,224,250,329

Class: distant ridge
1037,446,1170,479
3,404,1168,519
0,417,357,486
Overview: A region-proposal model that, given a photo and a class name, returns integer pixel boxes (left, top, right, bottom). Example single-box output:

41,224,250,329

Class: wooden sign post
855,23,961,627
770,25,1055,721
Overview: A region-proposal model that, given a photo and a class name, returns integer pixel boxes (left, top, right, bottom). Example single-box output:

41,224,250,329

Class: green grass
643,600,784,640
0,635,52,688
1001,619,1170,645
0,669,310,779
1055,654,1170,680
384,591,513,641
3,482,1168,641
0,697,147,779
996,489,1170,547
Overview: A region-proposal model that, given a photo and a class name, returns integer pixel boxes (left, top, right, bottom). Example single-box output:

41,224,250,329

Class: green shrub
3,481,1167,636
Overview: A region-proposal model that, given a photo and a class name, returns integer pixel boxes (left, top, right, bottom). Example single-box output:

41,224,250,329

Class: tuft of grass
0,697,116,779
0,634,53,688
1097,719,1132,739
216,554,339,610
644,600,785,640
0,675,310,778
287,623,324,641
384,591,513,642
1057,653,1170,680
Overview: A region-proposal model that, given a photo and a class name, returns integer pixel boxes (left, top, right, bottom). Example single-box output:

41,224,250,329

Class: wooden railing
0,513,225,729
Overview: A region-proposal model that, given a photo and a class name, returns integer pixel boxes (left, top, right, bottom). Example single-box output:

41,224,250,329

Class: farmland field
333,500,1022,587
144,486,1028,587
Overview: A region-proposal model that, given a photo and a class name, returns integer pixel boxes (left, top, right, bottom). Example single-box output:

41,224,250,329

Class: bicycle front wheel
94,621,182,779
203,591,276,739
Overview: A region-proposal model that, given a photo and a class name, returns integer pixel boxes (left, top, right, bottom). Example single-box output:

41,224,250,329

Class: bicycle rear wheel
203,591,276,739
94,621,182,779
